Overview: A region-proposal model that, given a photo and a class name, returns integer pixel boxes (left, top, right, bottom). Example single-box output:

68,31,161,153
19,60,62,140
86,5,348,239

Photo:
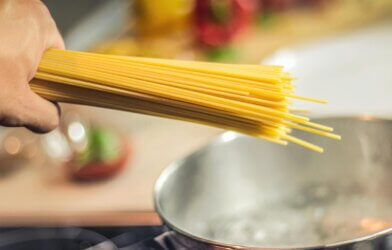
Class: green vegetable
90,127,120,162
210,0,233,24
257,11,276,28
206,46,239,62
74,127,121,168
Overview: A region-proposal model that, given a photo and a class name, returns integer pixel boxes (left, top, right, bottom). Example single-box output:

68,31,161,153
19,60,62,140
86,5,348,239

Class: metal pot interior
154,117,392,248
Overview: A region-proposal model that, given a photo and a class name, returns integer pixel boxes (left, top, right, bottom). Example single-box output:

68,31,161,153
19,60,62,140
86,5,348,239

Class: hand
0,0,64,133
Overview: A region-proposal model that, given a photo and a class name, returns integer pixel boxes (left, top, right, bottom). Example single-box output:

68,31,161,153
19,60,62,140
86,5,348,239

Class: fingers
0,87,61,133
22,89,61,133
28,26,63,133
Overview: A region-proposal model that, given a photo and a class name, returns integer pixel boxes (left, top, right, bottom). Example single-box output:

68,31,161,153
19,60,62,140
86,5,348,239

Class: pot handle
124,230,186,250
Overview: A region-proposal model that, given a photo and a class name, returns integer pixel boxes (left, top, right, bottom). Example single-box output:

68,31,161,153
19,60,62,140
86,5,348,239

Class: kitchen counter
0,107,221,223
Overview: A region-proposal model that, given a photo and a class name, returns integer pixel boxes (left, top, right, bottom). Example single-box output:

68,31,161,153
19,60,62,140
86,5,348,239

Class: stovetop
0,226,391,250
0,226,183,250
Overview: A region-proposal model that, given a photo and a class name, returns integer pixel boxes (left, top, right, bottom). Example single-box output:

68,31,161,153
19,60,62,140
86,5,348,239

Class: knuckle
32,0,50,14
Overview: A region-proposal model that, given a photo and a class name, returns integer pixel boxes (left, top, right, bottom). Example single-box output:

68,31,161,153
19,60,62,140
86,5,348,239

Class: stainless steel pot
154,117,392,249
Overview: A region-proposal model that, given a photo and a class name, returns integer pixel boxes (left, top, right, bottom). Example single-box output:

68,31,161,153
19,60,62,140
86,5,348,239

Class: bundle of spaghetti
30,49,340,152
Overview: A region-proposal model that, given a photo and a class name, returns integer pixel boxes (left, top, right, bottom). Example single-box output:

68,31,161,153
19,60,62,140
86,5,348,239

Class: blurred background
0,0,391,226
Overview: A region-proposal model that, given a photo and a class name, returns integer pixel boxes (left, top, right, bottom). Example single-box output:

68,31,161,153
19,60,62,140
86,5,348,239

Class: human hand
0,0,64,133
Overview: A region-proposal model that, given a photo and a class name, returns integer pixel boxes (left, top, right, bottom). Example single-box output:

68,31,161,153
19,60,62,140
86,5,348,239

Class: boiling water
198,189,392,247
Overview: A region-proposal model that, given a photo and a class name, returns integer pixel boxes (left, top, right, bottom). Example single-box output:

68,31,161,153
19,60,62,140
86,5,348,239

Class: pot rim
154,115,392,249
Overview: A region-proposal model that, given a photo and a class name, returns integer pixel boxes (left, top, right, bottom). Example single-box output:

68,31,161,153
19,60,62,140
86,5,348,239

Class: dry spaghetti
30,49,340,152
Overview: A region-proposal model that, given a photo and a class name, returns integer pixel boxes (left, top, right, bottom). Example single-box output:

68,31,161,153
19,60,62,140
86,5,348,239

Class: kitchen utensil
153,117,392,249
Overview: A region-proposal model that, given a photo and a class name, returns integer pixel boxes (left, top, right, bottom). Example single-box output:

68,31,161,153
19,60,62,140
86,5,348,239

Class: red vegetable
69,142,130,181
195,0,258,47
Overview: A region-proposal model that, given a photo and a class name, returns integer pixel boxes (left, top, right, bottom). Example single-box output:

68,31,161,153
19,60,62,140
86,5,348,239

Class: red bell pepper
195,0,258,47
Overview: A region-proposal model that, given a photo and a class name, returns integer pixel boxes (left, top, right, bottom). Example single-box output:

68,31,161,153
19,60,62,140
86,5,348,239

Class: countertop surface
0,108,221,217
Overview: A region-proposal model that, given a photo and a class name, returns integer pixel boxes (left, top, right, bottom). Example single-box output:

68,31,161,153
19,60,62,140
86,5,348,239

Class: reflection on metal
360,218,391,233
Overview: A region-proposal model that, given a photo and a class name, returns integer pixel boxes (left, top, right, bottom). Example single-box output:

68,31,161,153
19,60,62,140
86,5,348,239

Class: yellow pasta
30,49,340,152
